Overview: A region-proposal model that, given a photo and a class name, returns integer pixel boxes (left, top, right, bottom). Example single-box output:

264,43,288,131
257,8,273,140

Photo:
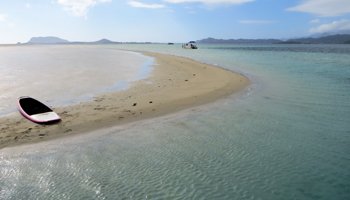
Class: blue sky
0,0,350,43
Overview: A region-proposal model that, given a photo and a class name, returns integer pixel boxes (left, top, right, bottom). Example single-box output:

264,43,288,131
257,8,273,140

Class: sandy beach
0,52,249,149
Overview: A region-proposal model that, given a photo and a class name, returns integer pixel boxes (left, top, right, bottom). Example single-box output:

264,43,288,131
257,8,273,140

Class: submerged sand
0,52,249,149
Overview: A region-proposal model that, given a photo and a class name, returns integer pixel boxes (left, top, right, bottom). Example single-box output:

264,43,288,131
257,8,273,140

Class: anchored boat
182,41,198,49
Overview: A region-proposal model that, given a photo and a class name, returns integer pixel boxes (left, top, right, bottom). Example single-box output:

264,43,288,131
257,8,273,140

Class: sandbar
0,52,249,149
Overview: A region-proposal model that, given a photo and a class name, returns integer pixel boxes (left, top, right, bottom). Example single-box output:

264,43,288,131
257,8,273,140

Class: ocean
1,44,349,200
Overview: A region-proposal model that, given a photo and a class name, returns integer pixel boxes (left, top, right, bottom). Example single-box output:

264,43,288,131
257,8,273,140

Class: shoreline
0,52,250,149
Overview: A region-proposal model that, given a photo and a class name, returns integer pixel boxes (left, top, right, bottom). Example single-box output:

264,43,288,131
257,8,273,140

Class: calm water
0,45,153,115
1,44,350,200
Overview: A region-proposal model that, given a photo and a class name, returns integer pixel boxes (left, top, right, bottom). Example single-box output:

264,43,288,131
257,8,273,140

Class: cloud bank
128,1,165,9
310,20,350,34
57,0,111,17
127,0,253,9
287,0,350,17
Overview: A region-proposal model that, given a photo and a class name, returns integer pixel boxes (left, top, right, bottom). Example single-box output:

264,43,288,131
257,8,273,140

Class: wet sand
0,52,249,149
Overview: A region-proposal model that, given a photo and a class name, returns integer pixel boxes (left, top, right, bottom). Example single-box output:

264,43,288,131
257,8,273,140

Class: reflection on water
0,45,153,115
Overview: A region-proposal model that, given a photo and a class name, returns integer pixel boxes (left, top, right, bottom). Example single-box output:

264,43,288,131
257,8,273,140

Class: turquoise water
1,44,350,199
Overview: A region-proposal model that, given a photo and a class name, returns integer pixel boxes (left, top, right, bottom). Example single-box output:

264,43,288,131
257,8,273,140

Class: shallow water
0,45,153,115
1,44,350,200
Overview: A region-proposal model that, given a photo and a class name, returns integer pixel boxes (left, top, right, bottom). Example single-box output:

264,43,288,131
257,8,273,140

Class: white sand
0,52,249,149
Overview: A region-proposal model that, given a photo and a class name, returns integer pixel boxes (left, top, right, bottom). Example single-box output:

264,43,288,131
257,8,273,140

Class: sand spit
0,52,249,149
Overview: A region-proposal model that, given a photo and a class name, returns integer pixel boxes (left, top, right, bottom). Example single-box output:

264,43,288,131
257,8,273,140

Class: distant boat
182,41,198,49
168,42,174,45
17,96,61,123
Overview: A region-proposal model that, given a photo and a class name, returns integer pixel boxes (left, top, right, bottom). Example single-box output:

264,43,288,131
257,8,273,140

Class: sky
0,0,350,43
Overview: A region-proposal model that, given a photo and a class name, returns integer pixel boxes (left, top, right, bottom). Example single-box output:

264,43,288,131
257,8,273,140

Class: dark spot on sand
118,116,124,119
193,74,196,76
132,103,137,106
185,79,188,82
23,128,32,134
149,101,153,104
39,133,46,137
64,129,72,133
94,98,104,102
14,136,18,140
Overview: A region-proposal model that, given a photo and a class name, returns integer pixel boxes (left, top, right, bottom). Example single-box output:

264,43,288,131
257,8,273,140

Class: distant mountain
197,37,282,44
26,34,350,45
91,38,120,44
197,34,350,44
310,30,350,38
27,37,121,44
70,38,121,44
283,34,350,44
27,36,69,44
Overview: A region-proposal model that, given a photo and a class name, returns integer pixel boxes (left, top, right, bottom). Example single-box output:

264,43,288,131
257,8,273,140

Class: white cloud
128,0,165,9
8,22,15,28
57,0,111,17
287,0,350,17
0,14,7,22
309,19,350,34
164,0,254,5
239,20,276,24
0,14,15,28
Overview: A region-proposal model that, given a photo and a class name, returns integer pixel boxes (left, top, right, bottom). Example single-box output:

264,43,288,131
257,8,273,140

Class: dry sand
0,52,249,149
